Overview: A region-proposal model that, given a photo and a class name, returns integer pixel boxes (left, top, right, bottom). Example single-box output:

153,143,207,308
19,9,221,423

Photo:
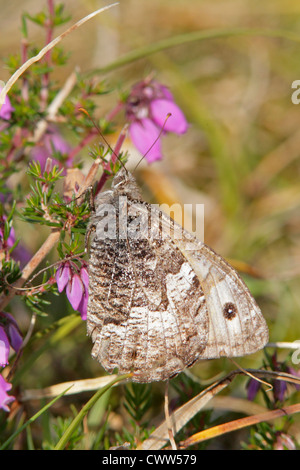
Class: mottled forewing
87,197,209,383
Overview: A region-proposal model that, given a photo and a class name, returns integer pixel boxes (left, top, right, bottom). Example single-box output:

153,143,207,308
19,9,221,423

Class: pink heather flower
125,79,188,163
273,377,287,402
0,216,15,250
77,291,88,321
129,118,162,162
79,266,89,291
246,377,261,401
56,263,88,320
77,267,89,321
0,327,10,367
56,262,72,293
31,126,71,171
0,374,15,412
1,312,22,353
150,99,188,134
0,88,14,121
0,312,23,367
66,274,84,311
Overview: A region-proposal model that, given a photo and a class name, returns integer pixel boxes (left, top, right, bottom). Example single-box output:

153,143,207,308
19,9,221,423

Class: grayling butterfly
85,167,268,383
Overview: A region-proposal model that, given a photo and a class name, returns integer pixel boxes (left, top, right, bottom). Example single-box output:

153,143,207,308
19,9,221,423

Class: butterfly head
112,167,143,201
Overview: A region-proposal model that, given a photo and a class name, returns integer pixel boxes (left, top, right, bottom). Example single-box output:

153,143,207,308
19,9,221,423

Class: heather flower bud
66,273,84,311
0,312,22,367
56,262,89,320
56,262,72,293
79,266,89,291
246,377,261,401
77,292,88,321
77,266,89,321
273,377,287,402
31,126,71,171
0,216,16,250
125,78,188,163
0,327,10,367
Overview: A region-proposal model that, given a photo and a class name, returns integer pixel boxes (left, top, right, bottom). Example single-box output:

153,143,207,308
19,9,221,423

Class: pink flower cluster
125,79,188,162
56,262,89,320
0,79,187,413
30,126,71,172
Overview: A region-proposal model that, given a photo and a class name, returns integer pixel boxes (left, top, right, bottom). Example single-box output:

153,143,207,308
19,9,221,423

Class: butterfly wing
171,227,269,359
144,202,268,360
87,230,210,382
87,195,268,383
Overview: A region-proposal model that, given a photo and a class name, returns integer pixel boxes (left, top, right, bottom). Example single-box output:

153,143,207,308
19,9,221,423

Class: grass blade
54,373,132,450
0,386,73,450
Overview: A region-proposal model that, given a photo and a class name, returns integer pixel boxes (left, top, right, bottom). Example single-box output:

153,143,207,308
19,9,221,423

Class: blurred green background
1,0,300,449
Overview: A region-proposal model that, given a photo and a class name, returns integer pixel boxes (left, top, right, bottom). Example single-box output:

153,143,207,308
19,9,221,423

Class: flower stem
40,0,55,110
94,124,128,195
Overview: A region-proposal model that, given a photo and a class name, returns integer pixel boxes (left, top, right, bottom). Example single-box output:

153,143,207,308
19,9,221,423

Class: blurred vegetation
0,0,300,450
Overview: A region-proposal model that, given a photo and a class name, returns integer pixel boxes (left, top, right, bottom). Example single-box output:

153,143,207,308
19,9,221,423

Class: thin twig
21,311,37,349
32,69,78,144
0,229,61,311
95,124,128,195
0,3,119,109
20,374,120,401
229,358,272,392
179,403,300,449
6,69,78,165
266,341,300,350
164,380,177,450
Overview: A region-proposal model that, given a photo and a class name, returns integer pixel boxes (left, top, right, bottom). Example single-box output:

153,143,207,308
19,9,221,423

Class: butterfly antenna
79,107,126,170
133,112,172,173
229,358,273,392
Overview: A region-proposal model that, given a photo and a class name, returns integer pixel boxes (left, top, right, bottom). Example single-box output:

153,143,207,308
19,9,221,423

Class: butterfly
86,167,269,383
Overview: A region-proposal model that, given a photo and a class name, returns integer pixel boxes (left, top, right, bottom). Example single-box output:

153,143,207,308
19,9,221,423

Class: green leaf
21,13,28,38
25,11,47,27
53,3,71,26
